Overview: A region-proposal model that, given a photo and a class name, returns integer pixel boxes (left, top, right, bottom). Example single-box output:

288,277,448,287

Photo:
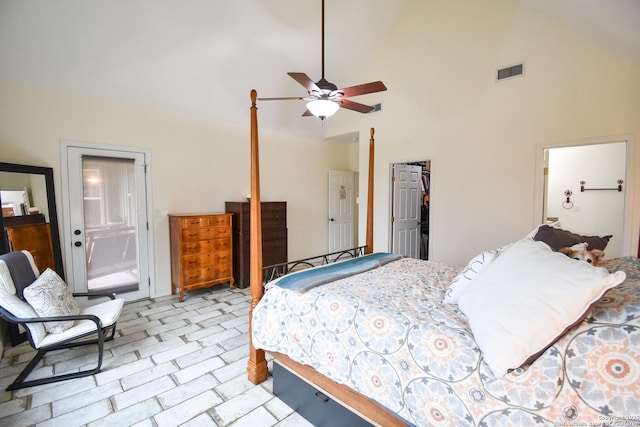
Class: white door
328,170,355,252
391,164,422,258
62,143,152,301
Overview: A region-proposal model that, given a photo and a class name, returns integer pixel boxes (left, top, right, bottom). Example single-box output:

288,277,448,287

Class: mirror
0,162,65,279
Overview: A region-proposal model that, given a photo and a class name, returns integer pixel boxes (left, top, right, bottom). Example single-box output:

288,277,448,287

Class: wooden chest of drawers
5,223,56,274
225,201,287,288
168,213,234,302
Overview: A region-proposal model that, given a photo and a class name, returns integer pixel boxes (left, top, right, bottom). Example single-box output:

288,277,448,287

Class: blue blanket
272,252,402,292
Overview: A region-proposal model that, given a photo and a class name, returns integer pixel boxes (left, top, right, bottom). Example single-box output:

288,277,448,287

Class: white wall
328,0,640,265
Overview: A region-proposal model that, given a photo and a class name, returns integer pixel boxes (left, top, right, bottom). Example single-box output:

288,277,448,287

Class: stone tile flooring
0,286,313,426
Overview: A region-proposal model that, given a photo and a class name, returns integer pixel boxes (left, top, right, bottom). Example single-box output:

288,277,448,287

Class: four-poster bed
246,90,640,426
246,89,398,425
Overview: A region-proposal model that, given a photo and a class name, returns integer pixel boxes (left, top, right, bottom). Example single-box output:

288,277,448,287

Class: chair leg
6,326,107,391
104,322,117,341
7,348,47,391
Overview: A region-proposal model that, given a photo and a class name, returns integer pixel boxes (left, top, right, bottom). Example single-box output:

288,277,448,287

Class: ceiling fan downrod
321,0,325,79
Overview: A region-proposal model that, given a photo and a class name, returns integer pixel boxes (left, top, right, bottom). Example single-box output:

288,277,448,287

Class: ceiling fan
258,0,387,120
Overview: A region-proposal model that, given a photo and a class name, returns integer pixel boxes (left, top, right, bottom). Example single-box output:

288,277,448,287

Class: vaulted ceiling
1,0,638,140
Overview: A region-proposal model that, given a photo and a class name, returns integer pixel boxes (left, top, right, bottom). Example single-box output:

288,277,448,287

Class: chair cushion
0,259,17,296
0,251,38,299
81,297,125,328
37,297,124,349
0,251,39,296
0,257,48,344
23,269,81,333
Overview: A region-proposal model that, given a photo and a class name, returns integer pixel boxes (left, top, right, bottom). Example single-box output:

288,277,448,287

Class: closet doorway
390,161,430,259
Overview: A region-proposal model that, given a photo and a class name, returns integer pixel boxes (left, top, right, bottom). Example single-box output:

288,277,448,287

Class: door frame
533,134,636,256
60,140,156,299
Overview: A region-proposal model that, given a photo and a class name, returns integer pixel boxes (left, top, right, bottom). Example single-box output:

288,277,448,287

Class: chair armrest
73,292,116,300
27,313,102,325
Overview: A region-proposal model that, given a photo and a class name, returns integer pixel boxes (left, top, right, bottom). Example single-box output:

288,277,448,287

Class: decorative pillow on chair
23,268,81,333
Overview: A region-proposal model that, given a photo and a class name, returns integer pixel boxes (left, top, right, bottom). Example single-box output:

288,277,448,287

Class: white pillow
443,249,499,304
458,239,626,377
23,268,81,333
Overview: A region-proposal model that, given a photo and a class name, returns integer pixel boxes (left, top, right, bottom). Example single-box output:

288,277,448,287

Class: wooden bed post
247,89,268,384
365,127,375,254
243,120,407,424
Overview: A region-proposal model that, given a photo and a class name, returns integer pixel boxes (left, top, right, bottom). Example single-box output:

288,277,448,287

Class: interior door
63,144,151,301
391,164,422,258
328,170,355,252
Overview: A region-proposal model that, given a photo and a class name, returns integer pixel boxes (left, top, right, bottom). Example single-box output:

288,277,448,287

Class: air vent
496,63,524,81
370,103,382,113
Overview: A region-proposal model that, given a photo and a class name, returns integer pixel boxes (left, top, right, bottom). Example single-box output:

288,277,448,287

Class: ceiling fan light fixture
306,99,340,119
258,0,386,119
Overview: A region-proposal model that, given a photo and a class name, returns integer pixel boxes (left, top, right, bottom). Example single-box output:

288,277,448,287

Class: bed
245,90,640,426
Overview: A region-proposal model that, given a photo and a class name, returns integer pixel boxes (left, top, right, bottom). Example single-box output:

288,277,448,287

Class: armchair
0,251,124,391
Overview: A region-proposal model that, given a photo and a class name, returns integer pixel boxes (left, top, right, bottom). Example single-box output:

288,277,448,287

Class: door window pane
82,156,139,293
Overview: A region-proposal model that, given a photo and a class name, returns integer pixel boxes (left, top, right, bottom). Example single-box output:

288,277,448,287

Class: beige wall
328,0,640,264
1,0,639,296
0,82,353,298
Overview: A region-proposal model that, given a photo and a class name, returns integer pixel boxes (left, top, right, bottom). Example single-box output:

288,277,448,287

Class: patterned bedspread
252,256,640,426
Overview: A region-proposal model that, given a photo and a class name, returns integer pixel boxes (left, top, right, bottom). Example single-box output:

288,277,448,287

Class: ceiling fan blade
339,99,375,114
257,96,305,101
339,81,387,98
288,72,320,93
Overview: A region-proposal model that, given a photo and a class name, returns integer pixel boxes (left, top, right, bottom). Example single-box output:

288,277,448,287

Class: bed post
247,89,268,384
365,127,375,254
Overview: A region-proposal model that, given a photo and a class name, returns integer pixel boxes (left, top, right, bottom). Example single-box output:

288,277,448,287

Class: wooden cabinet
225,201,287,288
5,222,55,274
168,213,234,302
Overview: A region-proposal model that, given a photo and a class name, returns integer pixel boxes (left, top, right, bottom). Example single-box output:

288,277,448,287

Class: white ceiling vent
496,63,524,81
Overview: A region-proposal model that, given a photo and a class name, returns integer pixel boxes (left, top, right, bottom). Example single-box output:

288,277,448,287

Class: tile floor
0,286,314,427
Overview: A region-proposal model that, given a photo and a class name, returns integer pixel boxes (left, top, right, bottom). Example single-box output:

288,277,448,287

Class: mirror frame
0,162,65,279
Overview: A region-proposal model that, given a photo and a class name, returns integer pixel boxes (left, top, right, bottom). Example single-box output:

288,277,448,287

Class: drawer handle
314,391,329,403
